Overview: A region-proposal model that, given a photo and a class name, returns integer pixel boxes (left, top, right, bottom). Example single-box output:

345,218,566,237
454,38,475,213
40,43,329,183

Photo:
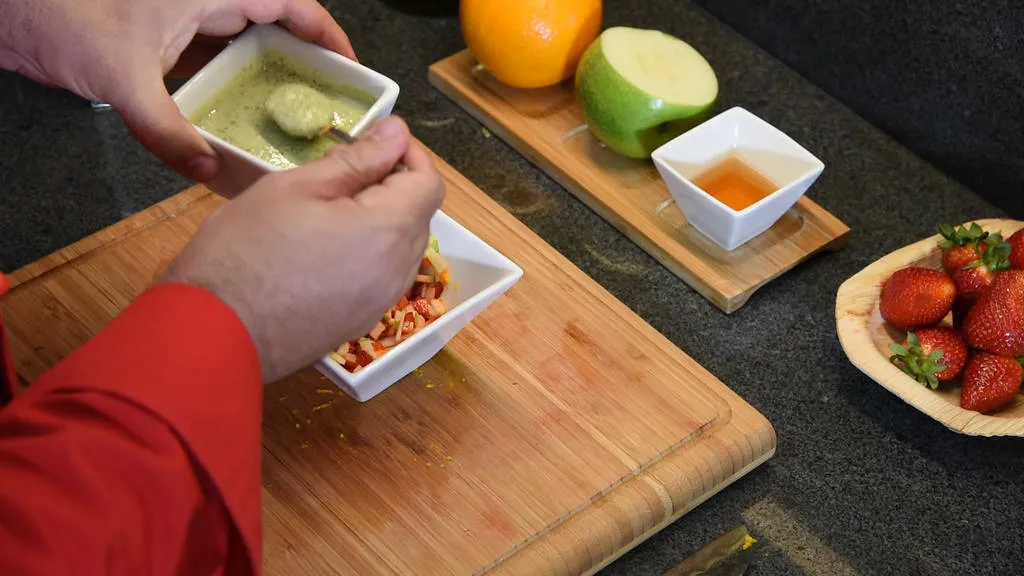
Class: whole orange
460,0,603,89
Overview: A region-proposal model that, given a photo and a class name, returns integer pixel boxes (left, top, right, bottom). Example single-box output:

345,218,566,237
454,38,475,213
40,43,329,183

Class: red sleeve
0,282,263,576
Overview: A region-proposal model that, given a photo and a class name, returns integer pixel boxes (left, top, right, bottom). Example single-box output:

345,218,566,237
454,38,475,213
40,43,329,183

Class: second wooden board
429,50,851,313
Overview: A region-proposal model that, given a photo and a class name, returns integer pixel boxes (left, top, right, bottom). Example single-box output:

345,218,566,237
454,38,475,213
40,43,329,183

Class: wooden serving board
836,218,1024,437
1,149,775,575
428,50,851,313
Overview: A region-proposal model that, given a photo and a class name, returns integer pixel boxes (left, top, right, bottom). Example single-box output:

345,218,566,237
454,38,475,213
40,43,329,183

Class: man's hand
160,117,446,383
0,0,355,183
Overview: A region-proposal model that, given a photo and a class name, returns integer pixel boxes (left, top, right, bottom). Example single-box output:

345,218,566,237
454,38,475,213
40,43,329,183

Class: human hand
0,0,355,183
160,117,446,383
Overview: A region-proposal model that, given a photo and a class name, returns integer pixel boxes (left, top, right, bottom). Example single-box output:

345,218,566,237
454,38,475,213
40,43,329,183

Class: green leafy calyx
937,222,988,249
966,239,1012,272
889,331,947,390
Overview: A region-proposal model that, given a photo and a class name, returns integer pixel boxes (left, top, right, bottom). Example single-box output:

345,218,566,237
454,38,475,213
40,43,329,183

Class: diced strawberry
412,299,433,318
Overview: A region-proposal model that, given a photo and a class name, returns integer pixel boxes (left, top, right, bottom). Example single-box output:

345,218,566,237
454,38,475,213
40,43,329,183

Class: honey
689,153,778,211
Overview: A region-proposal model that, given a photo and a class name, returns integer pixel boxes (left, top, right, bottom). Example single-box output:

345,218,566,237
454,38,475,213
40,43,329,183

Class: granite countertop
1,0,1021,574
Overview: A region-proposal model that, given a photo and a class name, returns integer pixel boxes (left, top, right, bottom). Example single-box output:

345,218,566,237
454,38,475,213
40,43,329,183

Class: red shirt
0,277,263,575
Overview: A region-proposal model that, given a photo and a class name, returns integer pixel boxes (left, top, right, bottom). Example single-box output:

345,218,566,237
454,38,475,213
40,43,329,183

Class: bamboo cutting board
1,149,775,575
428,50,851,313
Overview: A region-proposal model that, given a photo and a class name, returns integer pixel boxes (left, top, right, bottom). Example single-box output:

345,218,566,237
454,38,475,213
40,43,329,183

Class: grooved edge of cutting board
428,49,850,314
2,149,775,575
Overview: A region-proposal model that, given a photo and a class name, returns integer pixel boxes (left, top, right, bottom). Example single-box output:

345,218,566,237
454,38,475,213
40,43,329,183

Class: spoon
265,83,406,172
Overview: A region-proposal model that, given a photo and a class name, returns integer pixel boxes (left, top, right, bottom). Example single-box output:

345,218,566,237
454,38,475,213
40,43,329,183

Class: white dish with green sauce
172,24,400,197
190,52,373,169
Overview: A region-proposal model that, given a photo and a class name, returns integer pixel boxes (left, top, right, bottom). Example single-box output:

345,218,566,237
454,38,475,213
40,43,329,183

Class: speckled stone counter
1,1,1021,574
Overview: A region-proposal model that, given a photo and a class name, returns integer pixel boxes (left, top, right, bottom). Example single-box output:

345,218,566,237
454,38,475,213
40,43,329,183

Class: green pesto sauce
190,51,374,169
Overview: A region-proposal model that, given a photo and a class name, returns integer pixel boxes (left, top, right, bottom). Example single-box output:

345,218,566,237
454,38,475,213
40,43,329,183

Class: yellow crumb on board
426,382,436,389
315,388,333,395
277,395,289,402
301,441,311,449
339,433,346,439
294,423,301,429
305,418,311,425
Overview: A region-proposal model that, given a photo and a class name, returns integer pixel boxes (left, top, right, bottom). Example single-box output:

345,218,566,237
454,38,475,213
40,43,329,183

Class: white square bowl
315,210,524,402
171,24,400,198
651,106,825,251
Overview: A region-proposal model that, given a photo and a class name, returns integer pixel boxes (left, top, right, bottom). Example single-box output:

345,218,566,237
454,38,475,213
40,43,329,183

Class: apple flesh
575,27,719,159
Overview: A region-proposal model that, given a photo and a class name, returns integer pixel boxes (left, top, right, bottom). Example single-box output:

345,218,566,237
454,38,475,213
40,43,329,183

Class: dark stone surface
692,0,1024,219
1,0,1022,574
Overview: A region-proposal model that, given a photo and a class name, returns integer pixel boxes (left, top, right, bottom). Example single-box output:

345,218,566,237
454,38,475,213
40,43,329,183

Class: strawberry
951,238,1011,302
960,352,1024,413
937,222,1001,276
963,269,1024,357
879,267,957,330
1007,229,1024,270
888,327,968,388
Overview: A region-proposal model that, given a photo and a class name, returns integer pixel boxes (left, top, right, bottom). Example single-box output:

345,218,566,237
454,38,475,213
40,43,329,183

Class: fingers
354,139,446,226
114,71,220,182
167,39,231,78
291,116,411,200
263,1,357,61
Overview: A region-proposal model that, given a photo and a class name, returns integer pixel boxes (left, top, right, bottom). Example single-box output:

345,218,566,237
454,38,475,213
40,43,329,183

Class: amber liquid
689,153,778,211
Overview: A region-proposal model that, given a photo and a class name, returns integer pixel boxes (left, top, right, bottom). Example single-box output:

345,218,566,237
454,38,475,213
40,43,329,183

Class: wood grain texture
428,50,851,314
1,149,775,575
836,218,1024,437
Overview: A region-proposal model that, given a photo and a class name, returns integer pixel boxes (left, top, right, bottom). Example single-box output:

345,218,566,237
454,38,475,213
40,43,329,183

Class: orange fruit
460,0,603,89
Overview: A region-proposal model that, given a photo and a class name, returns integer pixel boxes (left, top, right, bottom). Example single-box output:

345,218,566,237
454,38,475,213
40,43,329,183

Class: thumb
114,72,220,182
298,116,410,200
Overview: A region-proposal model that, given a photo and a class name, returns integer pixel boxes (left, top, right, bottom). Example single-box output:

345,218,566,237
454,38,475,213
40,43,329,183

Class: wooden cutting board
1,149,775,575
428,50,851,314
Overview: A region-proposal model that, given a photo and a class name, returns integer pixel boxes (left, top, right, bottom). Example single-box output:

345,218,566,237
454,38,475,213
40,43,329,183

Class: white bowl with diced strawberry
315,210,523,402
836,219,1024,436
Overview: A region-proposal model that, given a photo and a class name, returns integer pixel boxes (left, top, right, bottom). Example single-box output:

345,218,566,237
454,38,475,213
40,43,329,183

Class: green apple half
575,27,719,159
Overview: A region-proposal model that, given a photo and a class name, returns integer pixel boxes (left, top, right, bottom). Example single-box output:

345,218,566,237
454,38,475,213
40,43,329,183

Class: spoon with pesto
265,83,406,171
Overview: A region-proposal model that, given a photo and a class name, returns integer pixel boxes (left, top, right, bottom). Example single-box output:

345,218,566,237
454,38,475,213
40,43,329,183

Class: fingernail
187,154,218,181
368,118,403,141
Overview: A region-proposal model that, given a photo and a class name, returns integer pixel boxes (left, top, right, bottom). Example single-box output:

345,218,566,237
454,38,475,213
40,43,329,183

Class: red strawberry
937,222,1000,276
951,238,1011,302
888,327,968,388
879,267,957,330
944,244,987,278
960,352,1024,413
1007,229,1024,270
963,269,1024,357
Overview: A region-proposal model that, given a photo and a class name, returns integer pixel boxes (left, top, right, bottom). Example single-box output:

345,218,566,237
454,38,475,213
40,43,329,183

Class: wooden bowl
836,218,1024,437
